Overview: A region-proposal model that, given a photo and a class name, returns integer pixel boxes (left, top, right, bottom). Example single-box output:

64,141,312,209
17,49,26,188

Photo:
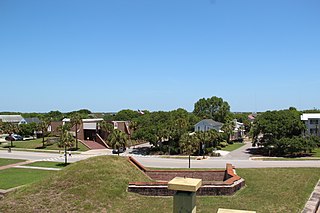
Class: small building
194,119,224,132
301,113,320,136
0,115,26,125
24,117,41,124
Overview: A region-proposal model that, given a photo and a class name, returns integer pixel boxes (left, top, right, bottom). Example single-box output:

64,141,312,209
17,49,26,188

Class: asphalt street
0,142,319,168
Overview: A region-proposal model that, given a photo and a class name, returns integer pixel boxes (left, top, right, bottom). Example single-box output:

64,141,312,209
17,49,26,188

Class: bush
220,142,228,148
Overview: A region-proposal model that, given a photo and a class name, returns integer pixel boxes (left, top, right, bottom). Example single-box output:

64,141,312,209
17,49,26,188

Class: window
310,119,319,125
310,128,318,135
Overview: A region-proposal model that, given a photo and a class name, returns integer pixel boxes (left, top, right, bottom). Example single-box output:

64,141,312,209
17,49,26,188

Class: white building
194,119,224,132
0,115,26,125
301,113,320,136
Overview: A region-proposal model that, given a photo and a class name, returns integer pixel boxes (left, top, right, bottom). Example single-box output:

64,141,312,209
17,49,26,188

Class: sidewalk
0,160,34,171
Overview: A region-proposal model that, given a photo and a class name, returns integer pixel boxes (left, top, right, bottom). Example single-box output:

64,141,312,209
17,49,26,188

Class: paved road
133,156,320,168
0,144,319,168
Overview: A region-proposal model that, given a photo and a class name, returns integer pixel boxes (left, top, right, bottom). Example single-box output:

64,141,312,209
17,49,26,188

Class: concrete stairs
82,140,107,150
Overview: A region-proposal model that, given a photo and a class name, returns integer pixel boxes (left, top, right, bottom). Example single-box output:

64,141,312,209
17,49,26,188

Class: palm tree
100,120,114,141
108,129,128,156
37,119,50,147
222,119,235,143
71,113,82,150
180,133,199,168
58,129,75,164
3,123,19,147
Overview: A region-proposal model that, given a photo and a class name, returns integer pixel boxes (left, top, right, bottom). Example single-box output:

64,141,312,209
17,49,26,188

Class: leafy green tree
193,96,231,122
113,109,141,121
180,133,199,168
108,129,128,156
18,123,37,137
251,108,306,156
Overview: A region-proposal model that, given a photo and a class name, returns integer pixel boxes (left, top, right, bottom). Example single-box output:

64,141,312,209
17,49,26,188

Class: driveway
222,142,255,160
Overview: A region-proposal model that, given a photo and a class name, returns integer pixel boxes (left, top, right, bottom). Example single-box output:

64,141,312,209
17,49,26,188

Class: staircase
82,140,107,150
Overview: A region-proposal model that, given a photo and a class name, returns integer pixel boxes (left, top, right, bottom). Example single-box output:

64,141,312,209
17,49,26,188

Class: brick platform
127,157,245,196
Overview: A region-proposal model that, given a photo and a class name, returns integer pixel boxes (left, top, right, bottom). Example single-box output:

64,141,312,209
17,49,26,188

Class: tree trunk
117,148,120,156
188,155,191,168
10,139,13,147
42,128,45,146
75,123,78,150
64,146,67,165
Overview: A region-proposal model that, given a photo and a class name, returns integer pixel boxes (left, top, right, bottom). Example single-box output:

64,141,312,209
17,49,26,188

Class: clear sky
1,0,319,113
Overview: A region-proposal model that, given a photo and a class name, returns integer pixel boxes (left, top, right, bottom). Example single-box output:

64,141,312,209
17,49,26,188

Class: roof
195,119,224,127
0,115,24,123
82,118,103,123
24,117,41,124
301,113,320,121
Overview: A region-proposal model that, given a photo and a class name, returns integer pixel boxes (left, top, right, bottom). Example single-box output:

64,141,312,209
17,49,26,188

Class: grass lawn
0,156,319,212
254,157,320,161
25,161,70,168
0,168,55,190
0,138,88,152
311,148,320,157
0,158,25,167
222,142,245,151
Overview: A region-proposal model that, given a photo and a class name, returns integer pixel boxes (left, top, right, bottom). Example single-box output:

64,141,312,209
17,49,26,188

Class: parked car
5,134,23,141
112,147,126,154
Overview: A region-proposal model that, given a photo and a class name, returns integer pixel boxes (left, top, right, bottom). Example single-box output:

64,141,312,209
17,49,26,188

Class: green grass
221,142,245,151
254,157,320,161
311,148,320,157
0,168,55,190
0,156,319,212
0,138,88,152
25,161,70,168
0,158,25,167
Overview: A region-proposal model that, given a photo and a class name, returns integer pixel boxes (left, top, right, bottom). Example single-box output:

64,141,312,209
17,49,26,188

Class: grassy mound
0,156,319,212
0,156,170,213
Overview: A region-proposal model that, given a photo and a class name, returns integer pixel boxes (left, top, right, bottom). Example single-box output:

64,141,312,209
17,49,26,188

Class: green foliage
113,109,142,121
132,109,196,147
108,129,128,155
193,96,231,122
179,133,199,155
251,108,317,156
18,123,37,136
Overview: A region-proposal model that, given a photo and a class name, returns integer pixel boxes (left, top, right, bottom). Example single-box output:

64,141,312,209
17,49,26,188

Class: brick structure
127,157,245,196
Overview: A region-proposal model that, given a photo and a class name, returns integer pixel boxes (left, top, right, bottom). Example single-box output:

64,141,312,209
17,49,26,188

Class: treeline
252,107,320,156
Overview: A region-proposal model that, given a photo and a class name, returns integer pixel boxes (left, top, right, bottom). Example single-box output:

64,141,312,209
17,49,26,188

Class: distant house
231,119,245,141
0,115,26,125
248,113,257,122
24,117,41,124
301,113,320,136
194,119,224,132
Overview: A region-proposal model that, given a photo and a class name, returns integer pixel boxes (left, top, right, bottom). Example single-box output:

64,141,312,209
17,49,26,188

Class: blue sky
1,0,319,113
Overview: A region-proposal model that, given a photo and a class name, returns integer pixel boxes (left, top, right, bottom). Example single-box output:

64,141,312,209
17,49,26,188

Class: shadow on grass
56,163,71,167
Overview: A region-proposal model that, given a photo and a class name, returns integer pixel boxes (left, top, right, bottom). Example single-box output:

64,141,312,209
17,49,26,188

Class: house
24,117,41,124
194,119,224,132
230,119,245,141
0,115,26,125
248,113,257,123
301,113,320,136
